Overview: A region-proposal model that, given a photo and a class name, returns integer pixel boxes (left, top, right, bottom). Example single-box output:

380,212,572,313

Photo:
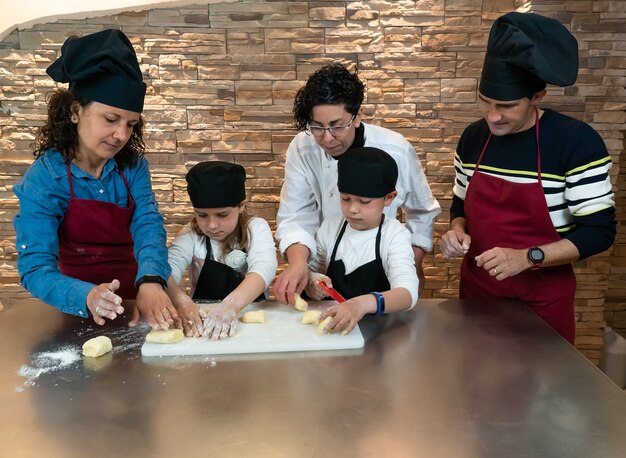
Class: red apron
57,163,138,299
459,110,576,343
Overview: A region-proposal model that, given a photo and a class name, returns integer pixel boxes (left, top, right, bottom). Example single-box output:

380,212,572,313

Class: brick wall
0,0,624,362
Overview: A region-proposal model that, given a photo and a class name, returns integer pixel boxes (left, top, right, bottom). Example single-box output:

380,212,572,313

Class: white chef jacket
168,217,278,296
275,122,440,257
310,215,419,308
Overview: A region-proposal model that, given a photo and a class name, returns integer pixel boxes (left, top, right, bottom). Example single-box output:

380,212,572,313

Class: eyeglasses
305,115,356,138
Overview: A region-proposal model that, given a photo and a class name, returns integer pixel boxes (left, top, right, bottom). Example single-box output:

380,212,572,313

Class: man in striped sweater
440,12,616,343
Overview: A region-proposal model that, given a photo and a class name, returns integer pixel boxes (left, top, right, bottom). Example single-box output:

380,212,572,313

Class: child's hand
202,303,238,340
173,295,203,337
305,272,332,300
318,296,371,335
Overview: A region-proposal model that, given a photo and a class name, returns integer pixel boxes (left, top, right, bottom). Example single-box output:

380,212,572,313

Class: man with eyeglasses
273,64,440,307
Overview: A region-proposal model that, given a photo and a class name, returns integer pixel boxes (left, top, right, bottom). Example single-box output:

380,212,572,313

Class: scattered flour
17,345,81,388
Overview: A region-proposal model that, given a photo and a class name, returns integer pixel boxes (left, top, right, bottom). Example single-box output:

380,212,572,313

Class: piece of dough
145,328,185,344
241,310,266,323
294,293,308,311
301,310,321,325
82,336,113,357
317,316,332,334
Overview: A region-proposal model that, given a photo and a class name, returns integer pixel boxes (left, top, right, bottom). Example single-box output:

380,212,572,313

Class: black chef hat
46,29,146,112
479,12,579,101
338,147,398,198
186,161,246,208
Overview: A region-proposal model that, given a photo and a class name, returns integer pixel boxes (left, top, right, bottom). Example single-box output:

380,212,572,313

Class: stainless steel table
1,298,626,458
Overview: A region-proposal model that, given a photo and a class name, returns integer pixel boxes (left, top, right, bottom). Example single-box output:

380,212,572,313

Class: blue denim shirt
13,149,171,317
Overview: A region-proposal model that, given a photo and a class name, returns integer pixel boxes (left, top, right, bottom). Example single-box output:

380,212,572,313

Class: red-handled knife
317,280,346,303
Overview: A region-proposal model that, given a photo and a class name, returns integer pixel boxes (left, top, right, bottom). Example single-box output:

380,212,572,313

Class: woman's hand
304,272,332,300
202,303,238,341
86,279,124,326
129,283,179,329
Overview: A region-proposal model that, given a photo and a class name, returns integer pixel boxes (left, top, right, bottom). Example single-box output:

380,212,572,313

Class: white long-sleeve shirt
310,216,419,308
275,123,441,257
168,217,278,296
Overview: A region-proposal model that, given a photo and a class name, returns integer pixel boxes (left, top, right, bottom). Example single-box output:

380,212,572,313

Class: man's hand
475,247,530,280
441,229,471,259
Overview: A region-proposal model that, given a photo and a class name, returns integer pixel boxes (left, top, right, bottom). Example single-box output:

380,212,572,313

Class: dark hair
34,88,145,169
292,64,365,131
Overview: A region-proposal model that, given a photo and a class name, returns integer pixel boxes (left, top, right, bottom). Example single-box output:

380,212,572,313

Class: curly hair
34,89,145,169
191,209,250,262
292,64,365,131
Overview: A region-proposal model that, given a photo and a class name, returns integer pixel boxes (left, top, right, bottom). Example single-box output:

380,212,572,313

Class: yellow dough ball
82,336,113,357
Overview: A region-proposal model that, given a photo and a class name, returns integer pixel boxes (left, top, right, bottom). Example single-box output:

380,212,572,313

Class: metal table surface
1,298,626,458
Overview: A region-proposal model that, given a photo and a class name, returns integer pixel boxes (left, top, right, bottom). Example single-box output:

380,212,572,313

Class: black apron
325,215,391,299
192,237,265,302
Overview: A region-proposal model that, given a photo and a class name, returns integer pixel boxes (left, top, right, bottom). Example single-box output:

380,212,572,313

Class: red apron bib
459,110,576,343
57,163,138,299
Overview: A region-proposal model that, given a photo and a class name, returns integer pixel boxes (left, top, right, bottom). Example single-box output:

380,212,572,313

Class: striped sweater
450,109,616,260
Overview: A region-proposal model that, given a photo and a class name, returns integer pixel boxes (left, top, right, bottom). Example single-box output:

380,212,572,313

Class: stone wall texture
0,0,624,363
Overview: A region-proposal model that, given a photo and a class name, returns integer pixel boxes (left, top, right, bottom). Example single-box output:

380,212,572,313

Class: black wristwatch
136,275,167,289
527,247,545,270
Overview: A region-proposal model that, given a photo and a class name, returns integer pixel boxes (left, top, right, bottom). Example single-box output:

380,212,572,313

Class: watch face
529,247,544,264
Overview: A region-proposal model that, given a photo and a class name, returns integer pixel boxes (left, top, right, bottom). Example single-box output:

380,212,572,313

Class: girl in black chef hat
166,161,278,340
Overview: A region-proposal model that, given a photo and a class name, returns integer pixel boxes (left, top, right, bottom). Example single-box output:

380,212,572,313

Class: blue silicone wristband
370,292,385,317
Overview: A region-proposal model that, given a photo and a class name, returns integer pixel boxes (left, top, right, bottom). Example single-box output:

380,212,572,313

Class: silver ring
493,267,498,274
95,306,102,315
187,320,194,325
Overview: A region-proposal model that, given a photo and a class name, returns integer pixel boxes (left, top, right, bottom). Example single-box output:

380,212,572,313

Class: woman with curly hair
13,29,178,330
273,64,440,306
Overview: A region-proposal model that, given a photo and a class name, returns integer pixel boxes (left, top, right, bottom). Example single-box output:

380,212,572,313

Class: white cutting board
141,301,364,357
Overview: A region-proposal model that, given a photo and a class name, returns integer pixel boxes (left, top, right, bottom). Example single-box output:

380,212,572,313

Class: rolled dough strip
317,316,332,335
294,293,308,311
145,328,185,344
301,310,321,325
241,310,266,323
82,335,113,357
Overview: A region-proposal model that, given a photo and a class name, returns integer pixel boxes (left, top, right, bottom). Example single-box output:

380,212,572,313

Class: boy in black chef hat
14,28,179,331
305,147,419,335
166,161,278,340
441,12,616,344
